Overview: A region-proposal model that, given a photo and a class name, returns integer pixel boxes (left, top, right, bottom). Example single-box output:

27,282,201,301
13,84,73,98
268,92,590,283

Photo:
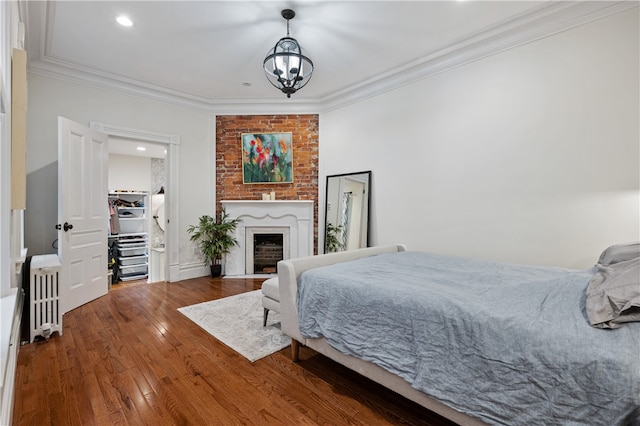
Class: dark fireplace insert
253,233,284,274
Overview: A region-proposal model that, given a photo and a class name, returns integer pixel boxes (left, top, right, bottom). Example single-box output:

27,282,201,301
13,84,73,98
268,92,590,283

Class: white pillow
586,258,640,329
597,242,640,266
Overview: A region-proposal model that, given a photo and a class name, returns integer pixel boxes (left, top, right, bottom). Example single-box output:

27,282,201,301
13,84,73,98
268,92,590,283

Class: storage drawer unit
116,242,149,281
118,254,148,266
109,191,149,283
117,244,148,257
120,263,149,281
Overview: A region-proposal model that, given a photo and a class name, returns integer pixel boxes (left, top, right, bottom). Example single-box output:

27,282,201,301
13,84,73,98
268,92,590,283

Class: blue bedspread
298,251,640,426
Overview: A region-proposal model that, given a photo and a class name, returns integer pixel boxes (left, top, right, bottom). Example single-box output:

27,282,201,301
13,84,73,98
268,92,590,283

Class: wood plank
12,277,458,426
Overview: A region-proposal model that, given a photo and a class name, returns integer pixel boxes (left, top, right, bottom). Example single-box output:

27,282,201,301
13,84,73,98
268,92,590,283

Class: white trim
178,261,209,281
222,274,277,279
166,142,180,282
91,122,180,145
221,200,314,276
0,70,6,114
0,111,9,298
90,121,181,282
245,226,290,275
0,288,22,426
1,3,24,424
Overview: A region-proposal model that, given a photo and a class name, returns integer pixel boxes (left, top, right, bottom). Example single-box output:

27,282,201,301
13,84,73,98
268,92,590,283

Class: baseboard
171,262,264,282
223,274,276,279
178,262,209,281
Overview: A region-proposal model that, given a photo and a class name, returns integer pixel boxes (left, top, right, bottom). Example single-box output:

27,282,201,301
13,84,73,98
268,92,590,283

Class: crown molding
26,60,323,115
23,1,637,115
320,1,638,112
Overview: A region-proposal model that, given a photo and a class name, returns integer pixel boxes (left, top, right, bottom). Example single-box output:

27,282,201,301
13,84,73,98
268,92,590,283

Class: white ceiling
109,137,167,159
21,1,634,114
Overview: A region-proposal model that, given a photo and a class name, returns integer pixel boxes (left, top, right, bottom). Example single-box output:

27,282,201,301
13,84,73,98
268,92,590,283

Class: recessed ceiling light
136,146,146,151
116,15,133,27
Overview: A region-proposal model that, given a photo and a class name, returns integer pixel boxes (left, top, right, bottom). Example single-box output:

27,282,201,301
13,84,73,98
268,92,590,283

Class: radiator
29,254,63,342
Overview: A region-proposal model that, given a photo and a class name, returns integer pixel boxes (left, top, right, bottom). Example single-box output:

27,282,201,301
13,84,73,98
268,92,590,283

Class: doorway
91,122,180,283
108,138,166,283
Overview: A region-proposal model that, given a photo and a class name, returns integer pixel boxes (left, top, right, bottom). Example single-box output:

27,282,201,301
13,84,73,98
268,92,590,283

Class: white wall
25,75,213,272
320,9,639,269
0,0,14,297
108,154,152,193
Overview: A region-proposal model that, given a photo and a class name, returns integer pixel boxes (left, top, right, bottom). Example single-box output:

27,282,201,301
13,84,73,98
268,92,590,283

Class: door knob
56,222,74,232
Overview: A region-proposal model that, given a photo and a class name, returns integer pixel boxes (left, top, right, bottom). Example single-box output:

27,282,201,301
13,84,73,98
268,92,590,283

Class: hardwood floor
12,276,458,426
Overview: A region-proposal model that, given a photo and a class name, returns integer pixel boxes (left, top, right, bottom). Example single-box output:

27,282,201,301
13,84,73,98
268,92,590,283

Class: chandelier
263,9,313,98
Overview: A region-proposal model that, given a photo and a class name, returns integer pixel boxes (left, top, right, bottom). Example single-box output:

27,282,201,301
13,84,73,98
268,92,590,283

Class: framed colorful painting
241,132,294,184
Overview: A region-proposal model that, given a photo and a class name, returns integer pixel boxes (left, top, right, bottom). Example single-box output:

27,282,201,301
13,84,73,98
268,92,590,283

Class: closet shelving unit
109,191,149,282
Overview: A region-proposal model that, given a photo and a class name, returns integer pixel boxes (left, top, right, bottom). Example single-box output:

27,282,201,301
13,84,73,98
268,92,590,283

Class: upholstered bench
261,277,280,326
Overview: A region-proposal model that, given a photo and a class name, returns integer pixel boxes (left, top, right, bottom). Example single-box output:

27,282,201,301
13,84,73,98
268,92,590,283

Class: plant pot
210,264,222,277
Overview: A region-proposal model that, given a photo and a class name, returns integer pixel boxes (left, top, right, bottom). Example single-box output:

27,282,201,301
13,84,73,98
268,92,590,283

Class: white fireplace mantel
221,200,314,276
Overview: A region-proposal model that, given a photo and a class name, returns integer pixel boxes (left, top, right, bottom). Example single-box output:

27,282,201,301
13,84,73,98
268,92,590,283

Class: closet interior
107,137,166,285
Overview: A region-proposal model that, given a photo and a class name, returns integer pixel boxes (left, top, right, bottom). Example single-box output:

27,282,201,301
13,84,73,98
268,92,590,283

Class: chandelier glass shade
263,9,313,98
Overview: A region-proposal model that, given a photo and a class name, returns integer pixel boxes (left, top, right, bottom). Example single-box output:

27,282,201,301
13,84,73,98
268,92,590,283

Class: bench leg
291,339,300,362
263,308,269,327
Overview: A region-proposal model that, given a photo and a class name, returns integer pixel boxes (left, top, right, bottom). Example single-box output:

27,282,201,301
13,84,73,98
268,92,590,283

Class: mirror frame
324,170,372,253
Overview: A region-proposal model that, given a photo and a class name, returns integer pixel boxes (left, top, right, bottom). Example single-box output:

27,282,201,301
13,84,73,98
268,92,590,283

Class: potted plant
325,222,345,253
187,208,241,277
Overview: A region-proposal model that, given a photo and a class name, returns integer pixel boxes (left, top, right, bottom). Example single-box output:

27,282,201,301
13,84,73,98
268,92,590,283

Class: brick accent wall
215,115,319,254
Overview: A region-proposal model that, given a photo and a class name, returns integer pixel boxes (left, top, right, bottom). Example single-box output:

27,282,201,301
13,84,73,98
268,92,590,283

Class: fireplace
221,200,314,276
254,234,281,273
245,227,290,274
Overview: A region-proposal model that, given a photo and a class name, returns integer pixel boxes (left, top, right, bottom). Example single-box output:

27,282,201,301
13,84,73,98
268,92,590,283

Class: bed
277,244,640,426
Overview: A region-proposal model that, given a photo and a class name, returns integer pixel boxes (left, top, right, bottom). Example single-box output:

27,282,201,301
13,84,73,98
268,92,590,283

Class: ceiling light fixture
136,146,146,151
263,9,313,98
116,15,133,27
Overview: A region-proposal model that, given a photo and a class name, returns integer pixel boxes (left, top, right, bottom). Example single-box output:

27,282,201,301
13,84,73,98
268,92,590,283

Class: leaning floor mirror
324,171,371,253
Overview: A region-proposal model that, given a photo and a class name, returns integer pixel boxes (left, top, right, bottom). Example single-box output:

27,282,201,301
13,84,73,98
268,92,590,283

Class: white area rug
178,290,290,362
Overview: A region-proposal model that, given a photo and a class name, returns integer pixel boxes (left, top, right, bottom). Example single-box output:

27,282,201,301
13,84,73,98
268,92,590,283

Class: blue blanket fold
298,251,640,426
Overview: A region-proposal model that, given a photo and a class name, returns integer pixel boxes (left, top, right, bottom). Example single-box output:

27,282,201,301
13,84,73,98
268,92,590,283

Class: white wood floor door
57,116,109,314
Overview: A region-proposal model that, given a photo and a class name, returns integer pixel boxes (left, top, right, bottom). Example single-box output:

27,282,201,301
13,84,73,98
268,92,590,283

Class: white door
58,117,109,313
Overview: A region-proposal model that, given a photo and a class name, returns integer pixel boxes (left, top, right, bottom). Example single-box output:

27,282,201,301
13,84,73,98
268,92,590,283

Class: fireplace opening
253,234,284,274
